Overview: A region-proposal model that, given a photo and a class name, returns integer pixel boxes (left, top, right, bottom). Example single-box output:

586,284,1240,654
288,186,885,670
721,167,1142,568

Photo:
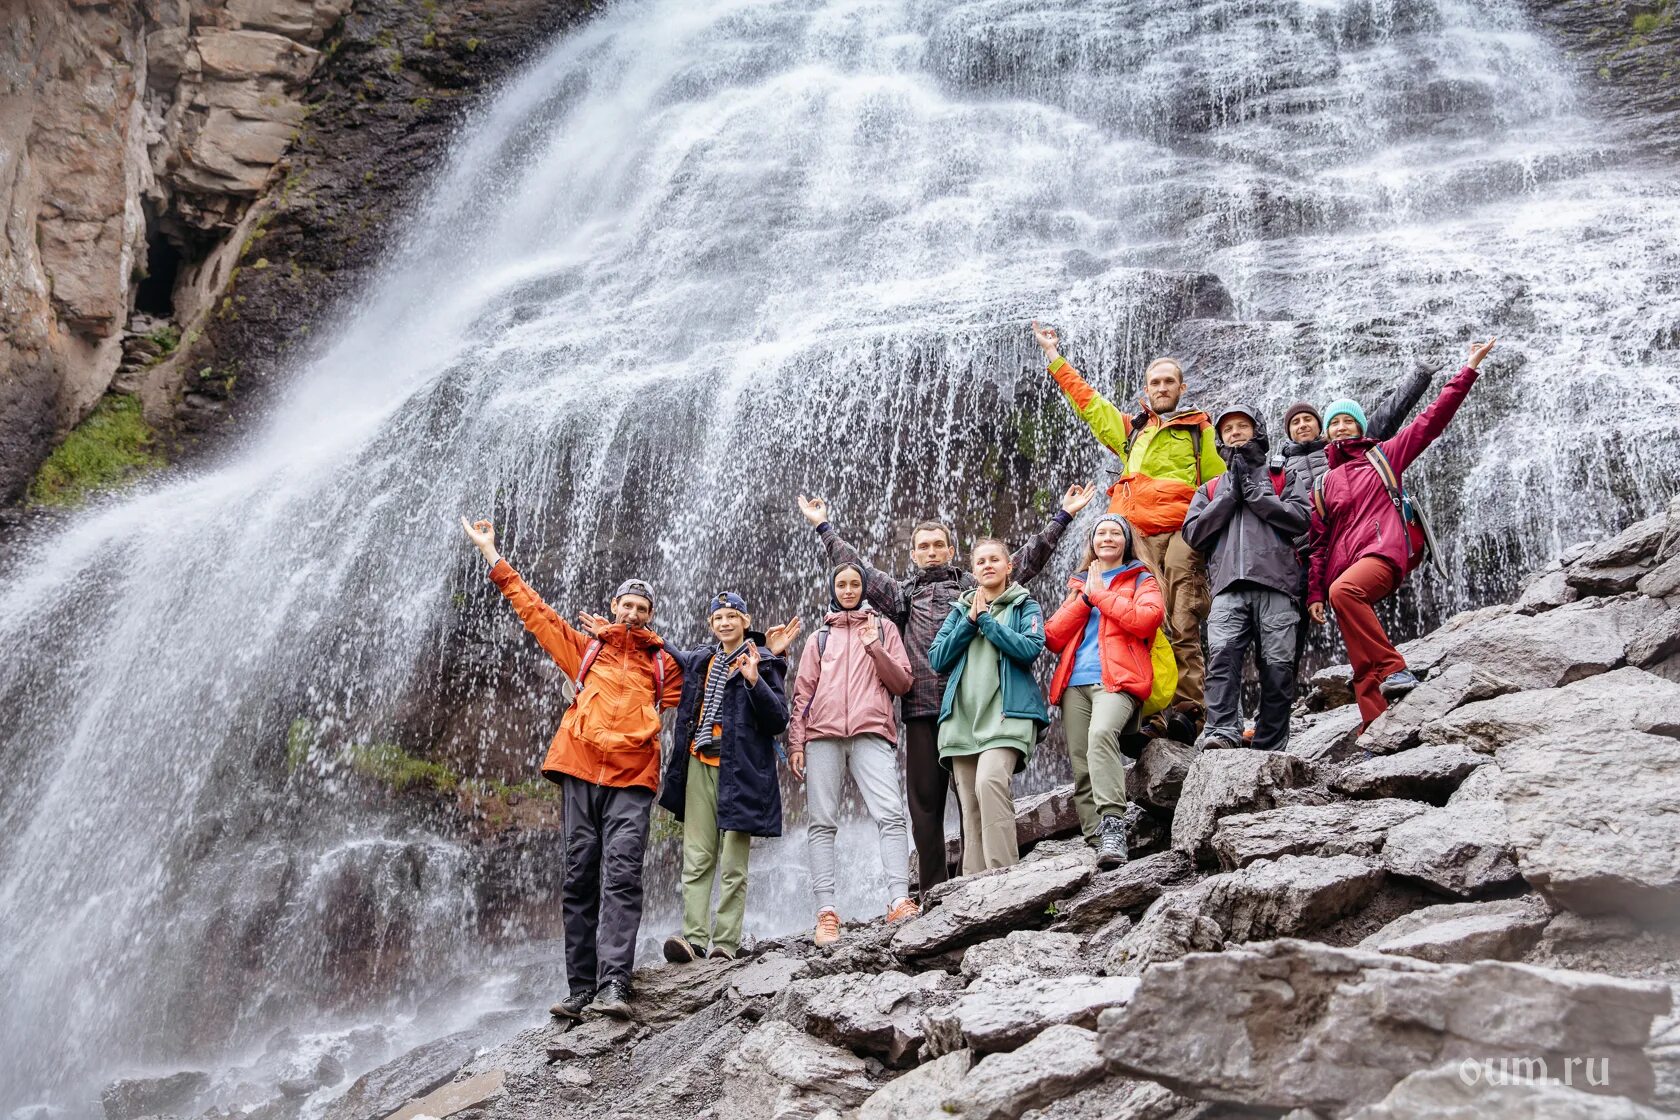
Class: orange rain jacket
490,559,684,791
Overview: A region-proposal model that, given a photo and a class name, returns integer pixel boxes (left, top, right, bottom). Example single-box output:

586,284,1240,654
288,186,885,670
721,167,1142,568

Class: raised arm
1381,339,1495,473
1034,320,1134,457
462,517,589,676
1044,587,1090,655
1366,361,1438,442
801,496,909,623
1009,490,1084,584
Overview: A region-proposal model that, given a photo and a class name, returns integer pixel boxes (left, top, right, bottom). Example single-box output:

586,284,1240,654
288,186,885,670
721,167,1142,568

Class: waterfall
3,0,1677,1111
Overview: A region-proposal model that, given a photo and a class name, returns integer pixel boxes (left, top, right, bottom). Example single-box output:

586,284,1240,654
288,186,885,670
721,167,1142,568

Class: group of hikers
458,322,1498,1021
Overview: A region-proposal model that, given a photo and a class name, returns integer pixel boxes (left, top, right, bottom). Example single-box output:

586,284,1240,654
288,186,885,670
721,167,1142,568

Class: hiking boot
1380,670,1421,701
707,944,738,961
885,897,920,923
1163,703,1203,745
1096,814,1129,871
662,934,703,964
587,980,633,1019
814,908,842,947
549,988,595,1021
1194,727,1241,752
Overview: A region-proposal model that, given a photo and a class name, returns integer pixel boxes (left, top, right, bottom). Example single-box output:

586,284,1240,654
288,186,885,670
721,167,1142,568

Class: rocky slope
0,0,594,509
97,497,1680,1120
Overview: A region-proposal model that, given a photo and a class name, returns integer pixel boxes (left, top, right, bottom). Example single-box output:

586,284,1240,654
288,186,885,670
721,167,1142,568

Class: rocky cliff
95,498,1680,1120
0,0,593,509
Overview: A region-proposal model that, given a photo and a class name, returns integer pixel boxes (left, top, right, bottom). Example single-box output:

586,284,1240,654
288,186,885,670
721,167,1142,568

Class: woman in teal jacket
928,538,1049,874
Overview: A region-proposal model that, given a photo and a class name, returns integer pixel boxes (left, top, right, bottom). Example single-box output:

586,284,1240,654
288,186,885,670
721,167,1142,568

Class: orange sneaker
885,897,921,923
814,908,841,947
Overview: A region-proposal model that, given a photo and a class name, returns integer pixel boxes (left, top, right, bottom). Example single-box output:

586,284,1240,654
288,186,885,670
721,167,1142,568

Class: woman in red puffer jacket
1046,514,1165,870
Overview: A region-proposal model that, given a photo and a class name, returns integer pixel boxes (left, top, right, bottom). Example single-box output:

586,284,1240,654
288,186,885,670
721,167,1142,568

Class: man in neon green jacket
1032,321,1224,719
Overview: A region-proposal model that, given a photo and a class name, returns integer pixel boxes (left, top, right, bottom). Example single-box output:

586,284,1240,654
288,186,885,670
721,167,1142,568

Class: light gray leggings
805,733,910,909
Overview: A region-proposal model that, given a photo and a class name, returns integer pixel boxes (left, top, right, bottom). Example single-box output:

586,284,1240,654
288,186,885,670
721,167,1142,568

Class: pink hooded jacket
786,608,913,753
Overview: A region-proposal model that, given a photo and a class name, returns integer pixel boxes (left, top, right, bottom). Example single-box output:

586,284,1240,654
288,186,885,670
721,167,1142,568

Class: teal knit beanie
1323,399,1368,435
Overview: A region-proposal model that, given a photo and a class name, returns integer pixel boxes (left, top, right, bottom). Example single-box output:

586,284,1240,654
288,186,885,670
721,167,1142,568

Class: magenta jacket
1307,365,1481,604
786,608,913,753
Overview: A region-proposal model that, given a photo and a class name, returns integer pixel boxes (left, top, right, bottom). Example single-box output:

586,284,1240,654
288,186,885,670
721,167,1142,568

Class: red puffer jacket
1307,365,1480,603
1045,561,1165,704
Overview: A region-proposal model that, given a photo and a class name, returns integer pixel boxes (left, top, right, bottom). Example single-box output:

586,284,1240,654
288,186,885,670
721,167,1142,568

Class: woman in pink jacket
788,564,918,947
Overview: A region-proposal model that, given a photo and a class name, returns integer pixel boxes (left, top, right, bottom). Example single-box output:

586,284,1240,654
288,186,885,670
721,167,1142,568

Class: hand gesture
1309,602,1327,625
859,614,880,646
765,616,803,656
459,516,499,564
790,746,806,781
797,495,829,527
1030,320,1060,362
1060,482,1098,516
739,643,761,685
577,612,611,637
1086,560,1105,590
969,585,990,621
1467,338,1497,370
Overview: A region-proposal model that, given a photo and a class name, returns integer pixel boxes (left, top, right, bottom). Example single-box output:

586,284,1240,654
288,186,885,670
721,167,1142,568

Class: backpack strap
1311,478,1327,522
1364,446,1404,510
577,638,669,712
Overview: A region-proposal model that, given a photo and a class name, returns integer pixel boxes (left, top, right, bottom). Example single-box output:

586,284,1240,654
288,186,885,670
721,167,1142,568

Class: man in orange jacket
462,516,682,1022
1032,322,1225,730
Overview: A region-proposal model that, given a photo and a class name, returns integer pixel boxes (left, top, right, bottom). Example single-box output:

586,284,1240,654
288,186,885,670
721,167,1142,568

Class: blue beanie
1322,399,1368,435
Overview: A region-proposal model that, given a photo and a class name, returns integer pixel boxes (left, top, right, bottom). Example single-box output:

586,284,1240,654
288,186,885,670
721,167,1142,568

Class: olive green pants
680,754,752,954
1059,685,1139,840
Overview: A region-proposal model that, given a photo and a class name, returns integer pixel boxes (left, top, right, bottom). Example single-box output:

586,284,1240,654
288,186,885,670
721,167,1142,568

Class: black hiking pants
561,776,653,994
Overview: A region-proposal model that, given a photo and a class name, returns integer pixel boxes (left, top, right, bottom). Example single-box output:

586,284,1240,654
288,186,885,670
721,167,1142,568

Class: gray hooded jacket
1182,407,1312,600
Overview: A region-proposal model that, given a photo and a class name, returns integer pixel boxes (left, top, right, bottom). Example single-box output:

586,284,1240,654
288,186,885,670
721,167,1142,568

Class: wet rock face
0,0,594,507
1526,0,1680,157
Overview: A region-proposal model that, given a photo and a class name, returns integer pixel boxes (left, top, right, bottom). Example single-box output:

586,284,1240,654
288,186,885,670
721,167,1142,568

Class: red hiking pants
1328,555,1407,725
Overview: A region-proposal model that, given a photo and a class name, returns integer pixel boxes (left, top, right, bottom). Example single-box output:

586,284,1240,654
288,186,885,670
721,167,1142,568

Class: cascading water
3,0,1678,1112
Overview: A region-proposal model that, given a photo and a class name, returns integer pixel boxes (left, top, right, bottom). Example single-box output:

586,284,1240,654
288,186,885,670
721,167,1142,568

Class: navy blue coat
657,633,789,838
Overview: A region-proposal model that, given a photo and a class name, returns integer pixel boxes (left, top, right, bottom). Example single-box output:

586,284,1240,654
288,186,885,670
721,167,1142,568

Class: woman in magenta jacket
1307,339,1498,726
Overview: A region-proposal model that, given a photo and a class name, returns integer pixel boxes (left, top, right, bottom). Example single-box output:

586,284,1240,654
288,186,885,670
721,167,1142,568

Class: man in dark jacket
1182,407,1311,751
796,485,1096,896
657,592,795,964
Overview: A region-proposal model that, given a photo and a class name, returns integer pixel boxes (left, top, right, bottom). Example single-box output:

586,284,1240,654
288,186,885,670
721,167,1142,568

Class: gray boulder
1499,725,1680,922
1107,855,1384,975
1400,596,1664,691
1286,704,1365,764
1133,738,1197,808
1331,743,1487,802
1381,802,1520,898
715,1020,875,1120
320,1032,476,1120
1171,749,1313,861
1097,938,1671,1112
854,1049,972,1120
770,969,959,1067
1356,663,1518,754
1210,799,1431,869
1515,566,1579,613
1051,850,1195,933
1627,607,1680,668
1425,666,1680,753
1345,1064,1673,1119
1357,894,1553,963
938,1024,1110,1120
922,973,1139,1056
101,1073,209,1120
892,853,1092,960
1446,761,1502,804
959,930,1086,981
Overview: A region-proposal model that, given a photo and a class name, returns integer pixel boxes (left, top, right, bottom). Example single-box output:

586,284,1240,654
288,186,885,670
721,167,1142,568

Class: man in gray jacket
1182,407,1311,751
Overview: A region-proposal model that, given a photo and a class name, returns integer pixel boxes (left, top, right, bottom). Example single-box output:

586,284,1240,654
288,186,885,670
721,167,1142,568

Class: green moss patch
28,394,164,508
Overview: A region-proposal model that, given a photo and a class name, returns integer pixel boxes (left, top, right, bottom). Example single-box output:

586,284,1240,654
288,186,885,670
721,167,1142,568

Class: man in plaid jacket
797,484,1096,897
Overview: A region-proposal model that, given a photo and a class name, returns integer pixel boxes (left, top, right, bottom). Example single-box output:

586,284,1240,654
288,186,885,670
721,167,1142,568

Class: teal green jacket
927,584,1050,729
